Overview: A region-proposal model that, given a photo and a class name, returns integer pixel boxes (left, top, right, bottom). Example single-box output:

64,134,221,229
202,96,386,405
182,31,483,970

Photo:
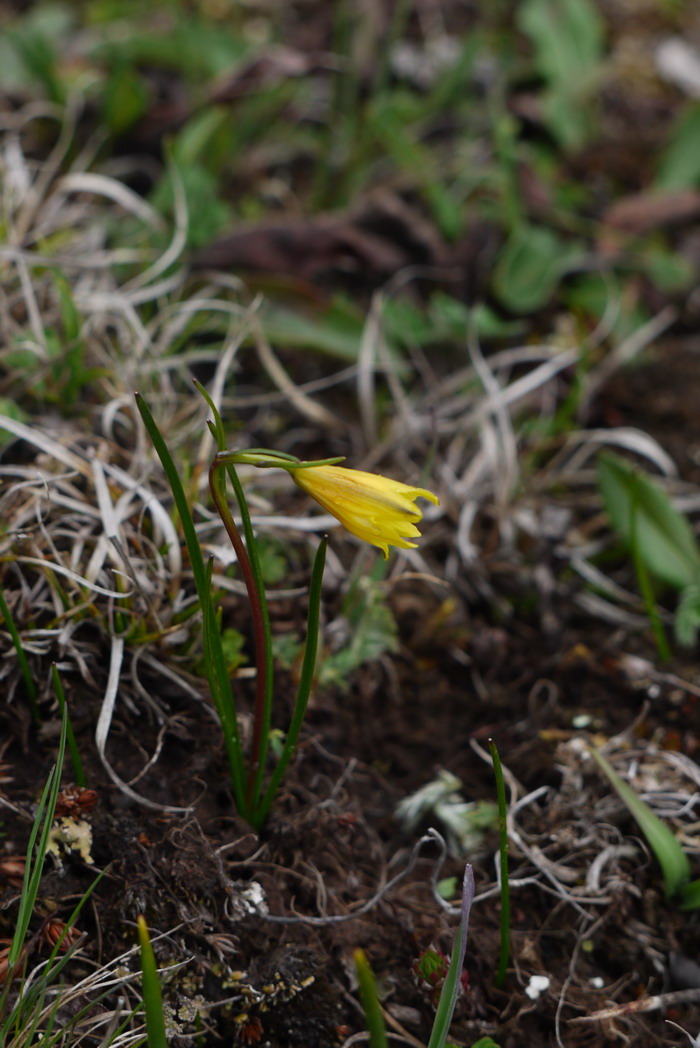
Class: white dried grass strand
124,161,188,292
582,304,679,406
196,329,249,468
462,348,580,430
85,458,126,584
356,291,384,446
95,635,189,812
553,427,677,479
574,590,650,626
101,462,182,580
78,271,185,312
13,251,49,356
568,556,642,604
55,172,165,229
16,556,129,598
13,94,78,243
253,316,341,429
0,414,89,474
468,318,519,515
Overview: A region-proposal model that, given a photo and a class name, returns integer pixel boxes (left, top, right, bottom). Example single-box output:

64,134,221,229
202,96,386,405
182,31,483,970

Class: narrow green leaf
590,746,690,898
135,393,245,811
656,103,700,191
137,916,168,1048
599,452,700,591
9,672,67,967
353,949,388,1048
254,537,327,828
493,225,570,313
0,587,39,722
53,667,86,787
489,741,510,988
427,865,474,1048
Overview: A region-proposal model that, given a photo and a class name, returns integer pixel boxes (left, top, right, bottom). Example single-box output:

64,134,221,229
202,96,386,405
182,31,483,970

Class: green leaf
354,949,388,1048
101,61,149,137
318,579,398,688
493,225,570,313
589,746,691,898
427,866,474,1048
598,453,700,591
259,300,372,361
137,916,168,1048
675,584,700,648
656,104,700,191
677,878,700,911
518,0,604,148
519,0,604,85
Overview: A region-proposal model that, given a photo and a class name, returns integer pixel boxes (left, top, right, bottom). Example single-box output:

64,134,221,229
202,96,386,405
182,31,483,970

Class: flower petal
292,465,438,556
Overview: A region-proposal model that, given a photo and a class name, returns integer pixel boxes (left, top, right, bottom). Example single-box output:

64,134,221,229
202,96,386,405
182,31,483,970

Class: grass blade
590,746,690,898
135,393,246,811
489,740,510,988
53,665,86,787
137,915,168,1048
0,587,39,723
353,948,388,1048
9,673,67,967
255,537,327,828
427,865,474,1048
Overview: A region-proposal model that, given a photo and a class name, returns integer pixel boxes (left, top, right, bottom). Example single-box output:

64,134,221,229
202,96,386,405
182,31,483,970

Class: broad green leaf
493,225,569,313
590,747,690,898
318,580,398,689
518,0,604,148
519,0,604,85
675,584,700,648
598,453,700,591
259,298,401,362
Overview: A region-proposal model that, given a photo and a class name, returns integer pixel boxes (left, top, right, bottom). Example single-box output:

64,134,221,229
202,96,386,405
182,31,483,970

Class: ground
2,2,700,1047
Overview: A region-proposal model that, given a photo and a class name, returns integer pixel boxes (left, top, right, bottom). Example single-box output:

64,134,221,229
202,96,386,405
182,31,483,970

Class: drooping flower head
291,464,439,558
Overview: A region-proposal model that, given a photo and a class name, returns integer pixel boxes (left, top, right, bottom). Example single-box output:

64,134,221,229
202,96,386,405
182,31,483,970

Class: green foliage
656,103,700,190
355,866,475,1048
0,589,39,722
6,679,67,971
5,6,70,103
259,299,379,362
589,746,700,909
318,576,398,689
353,950,388,1048
518,0,605,149
493,225,576,313
151,162,233,250
137,392,328,830
598,453,700,645
101,60,149,136
137,916,168,1048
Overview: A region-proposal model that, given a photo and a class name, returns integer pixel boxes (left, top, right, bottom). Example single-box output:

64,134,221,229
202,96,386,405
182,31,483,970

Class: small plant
354,865,475,1048
0,672,103,1046
598,452,700,654
591,746,700,910
136,390,438,829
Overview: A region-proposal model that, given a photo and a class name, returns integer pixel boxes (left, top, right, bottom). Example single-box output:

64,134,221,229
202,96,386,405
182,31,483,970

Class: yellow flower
291,465,439,558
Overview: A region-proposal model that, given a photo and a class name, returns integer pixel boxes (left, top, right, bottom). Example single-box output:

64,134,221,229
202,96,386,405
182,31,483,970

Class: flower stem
208,460,271,812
